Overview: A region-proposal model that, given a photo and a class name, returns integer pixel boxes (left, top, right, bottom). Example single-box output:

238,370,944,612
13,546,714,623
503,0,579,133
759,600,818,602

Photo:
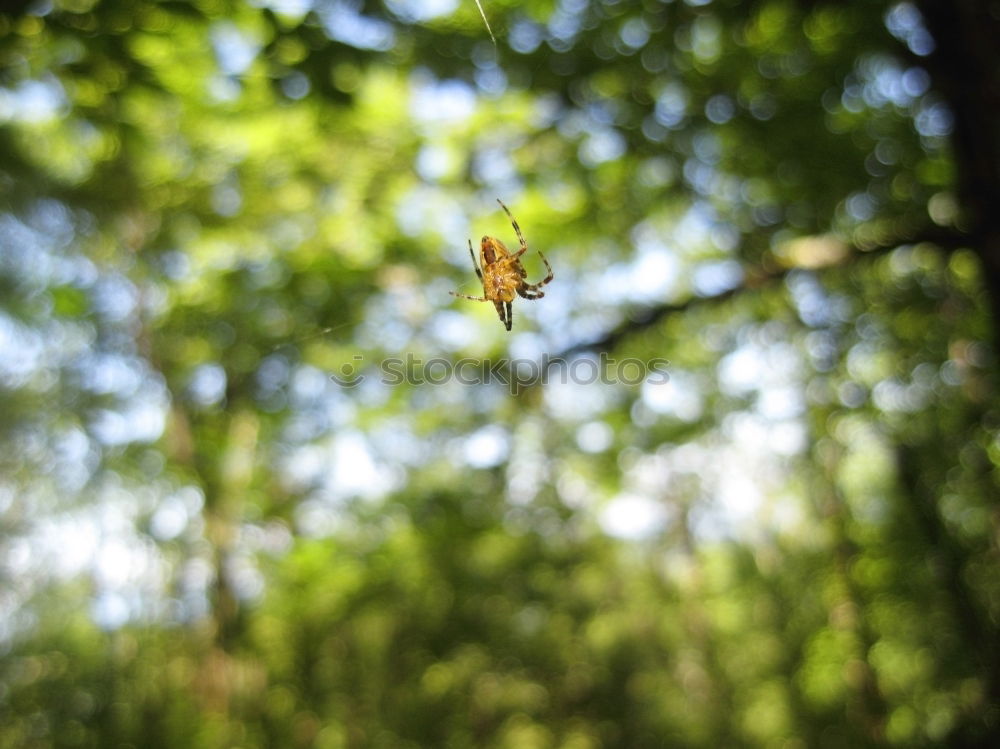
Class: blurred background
2,0,1000,746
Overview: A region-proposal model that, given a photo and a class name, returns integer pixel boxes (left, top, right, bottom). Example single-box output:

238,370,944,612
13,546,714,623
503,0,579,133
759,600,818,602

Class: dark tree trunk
916,0,1000,332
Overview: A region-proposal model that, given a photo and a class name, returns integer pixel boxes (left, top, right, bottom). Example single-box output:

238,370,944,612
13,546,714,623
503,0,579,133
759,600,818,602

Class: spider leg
466,239,484,283
497,198,527,255
498,248,529,268
450,291,489,302
516,287,545,300
505,301,513,330
492,300,511,331
492,205,550,283
524,249,554,287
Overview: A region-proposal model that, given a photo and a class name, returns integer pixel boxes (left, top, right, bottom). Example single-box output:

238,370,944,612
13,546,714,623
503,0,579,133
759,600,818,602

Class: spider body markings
450,199,554,331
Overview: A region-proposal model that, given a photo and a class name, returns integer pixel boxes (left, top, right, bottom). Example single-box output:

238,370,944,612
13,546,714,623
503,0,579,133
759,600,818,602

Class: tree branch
555,227,969,358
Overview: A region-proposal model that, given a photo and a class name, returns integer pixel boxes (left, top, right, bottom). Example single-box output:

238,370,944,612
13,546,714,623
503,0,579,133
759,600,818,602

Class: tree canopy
2,0,999,746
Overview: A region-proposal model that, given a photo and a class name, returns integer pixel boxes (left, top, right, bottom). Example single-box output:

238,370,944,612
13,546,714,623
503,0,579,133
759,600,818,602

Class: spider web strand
473,0,497,46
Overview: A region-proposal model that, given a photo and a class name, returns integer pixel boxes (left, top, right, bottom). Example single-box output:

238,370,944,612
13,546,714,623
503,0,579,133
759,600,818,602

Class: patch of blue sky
0,76,66,123
884,2,934,56
459,424,510,469
641,372,704,423
599,493,670,540
386,0,458,24
251,0,313,19
211,22,262,75
410,73,477,123
317,0,395,51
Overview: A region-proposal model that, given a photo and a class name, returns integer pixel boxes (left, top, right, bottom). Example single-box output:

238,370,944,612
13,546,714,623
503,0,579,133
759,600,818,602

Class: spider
450,199,554,331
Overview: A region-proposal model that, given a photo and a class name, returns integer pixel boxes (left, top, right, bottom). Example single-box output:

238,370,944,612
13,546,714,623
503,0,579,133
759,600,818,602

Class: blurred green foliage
1,0,999,747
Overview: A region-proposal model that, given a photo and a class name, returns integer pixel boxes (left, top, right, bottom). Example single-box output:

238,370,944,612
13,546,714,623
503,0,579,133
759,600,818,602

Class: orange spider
450,199,554,331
